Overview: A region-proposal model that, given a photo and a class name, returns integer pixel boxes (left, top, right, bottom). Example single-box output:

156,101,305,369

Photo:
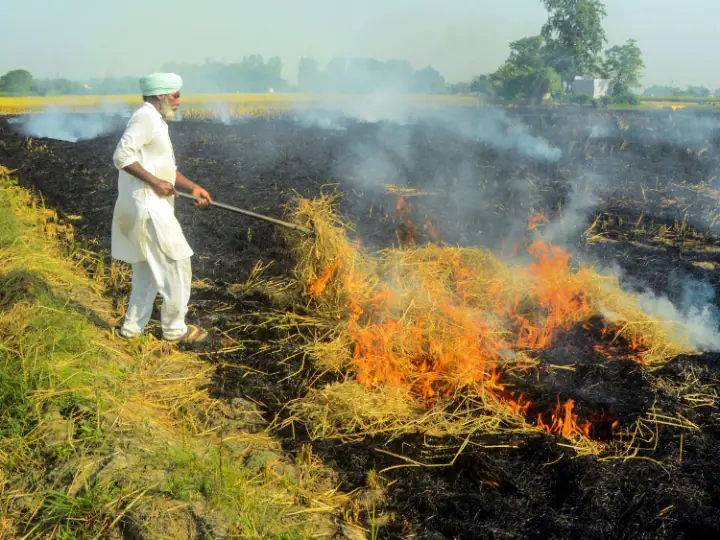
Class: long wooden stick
177,192,313,235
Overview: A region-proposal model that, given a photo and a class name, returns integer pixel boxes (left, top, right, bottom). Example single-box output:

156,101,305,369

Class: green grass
163,443,310,539
0,172,324,539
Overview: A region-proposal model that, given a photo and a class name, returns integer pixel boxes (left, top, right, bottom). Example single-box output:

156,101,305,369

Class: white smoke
451,108,562,162
666,112,720,147
15,102,130,142
208,102,233,125
291,96,562,163
542,173,603,247
588,116,615,139
291,109,348,131
637,291,720,352
600,264,720,352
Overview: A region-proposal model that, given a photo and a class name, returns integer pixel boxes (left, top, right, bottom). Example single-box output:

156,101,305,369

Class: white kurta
111,102,193,263
113,103,193,340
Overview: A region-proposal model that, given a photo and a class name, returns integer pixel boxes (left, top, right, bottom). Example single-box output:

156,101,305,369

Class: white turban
139,72,183,96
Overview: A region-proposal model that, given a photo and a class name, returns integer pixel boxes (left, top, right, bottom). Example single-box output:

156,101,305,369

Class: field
2,104,720,538
1,93,715,117
0,93,478,116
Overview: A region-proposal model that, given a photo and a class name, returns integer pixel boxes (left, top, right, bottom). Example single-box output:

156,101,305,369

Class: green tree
602,39,644,96
487,36,561,104
508,35,547,70
643,85,674,97
409,66,446,94
0,69,34,96
449,82,471,94
470,74,495,96
686,85,710,98
541,0,608,86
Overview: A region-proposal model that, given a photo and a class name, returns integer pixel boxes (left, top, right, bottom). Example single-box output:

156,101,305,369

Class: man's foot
116,327,143,340
164,324,208,343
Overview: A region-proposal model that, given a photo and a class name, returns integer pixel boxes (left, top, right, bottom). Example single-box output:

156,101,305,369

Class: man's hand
191,185,213,209
175,170,212,209
151,179,178,197
121,163,177,197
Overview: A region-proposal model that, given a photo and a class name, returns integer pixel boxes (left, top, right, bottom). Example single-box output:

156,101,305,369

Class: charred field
2,105,720,539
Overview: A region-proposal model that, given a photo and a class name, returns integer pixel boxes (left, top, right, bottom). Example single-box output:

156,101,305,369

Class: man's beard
160,98,176,119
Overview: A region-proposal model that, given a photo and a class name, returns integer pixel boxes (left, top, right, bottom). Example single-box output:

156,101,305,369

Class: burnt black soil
2,107,720,538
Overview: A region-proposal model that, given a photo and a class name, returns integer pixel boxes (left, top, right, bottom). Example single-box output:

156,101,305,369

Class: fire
396,196,408,212
592,323,650,362
292,195,690,447
342,238,603,436
528,213,549,230
350,300,509,400
516,240,593,349
394,195,416,247
537,398,592,439
307,261,339,297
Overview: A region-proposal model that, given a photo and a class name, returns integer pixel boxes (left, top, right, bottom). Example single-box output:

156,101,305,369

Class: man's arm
123,162,176,197
175,170,213,209
113,114,176,197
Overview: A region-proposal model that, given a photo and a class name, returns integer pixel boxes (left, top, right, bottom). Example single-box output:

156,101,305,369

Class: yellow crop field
0,93,478,116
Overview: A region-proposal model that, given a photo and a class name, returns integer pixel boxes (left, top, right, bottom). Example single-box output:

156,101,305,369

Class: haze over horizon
1,0,717,90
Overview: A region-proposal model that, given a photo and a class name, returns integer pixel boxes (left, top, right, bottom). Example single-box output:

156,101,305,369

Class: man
112,72,212,343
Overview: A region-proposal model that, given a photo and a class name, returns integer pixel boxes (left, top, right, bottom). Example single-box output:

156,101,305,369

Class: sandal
116,327,143,340
165,324,208,343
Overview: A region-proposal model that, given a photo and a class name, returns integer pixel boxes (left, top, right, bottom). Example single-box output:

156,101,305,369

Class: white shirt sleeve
113,112,153,170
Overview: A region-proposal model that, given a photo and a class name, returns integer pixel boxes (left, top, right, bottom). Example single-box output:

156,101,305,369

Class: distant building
572,77,613,99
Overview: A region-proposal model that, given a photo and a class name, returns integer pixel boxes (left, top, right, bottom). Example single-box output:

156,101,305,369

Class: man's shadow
0,268,111,331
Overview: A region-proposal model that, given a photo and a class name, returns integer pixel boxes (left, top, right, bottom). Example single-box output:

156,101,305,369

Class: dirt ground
2,106,720,539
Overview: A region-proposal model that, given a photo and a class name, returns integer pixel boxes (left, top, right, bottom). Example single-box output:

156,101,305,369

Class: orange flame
537,398,592,439
344,238,607,435
396,196,408,212
307,262,339,297
306,208,647,443
528,213,549,231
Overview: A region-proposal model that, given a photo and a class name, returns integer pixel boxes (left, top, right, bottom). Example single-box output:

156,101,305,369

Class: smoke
13,102,130,142
588,116,615,139
207,102,233,125
659,111,720,147
450,109,561,162
336,116,414,194
288,92,418,131
542,172,603,247
600,264,720,353
295,95,562,163
303,99,565,250
637,282,720,352
291,109,348,131
323,104,566,256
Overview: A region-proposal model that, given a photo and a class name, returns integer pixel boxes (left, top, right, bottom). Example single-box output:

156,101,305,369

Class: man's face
158,91,181,119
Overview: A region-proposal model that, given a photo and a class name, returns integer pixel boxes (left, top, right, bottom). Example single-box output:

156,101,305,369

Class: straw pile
282,194,695,453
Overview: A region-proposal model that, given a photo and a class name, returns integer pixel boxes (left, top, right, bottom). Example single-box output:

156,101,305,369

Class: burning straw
284,194,695,454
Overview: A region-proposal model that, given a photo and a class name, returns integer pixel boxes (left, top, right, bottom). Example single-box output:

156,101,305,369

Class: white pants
120,222,191,340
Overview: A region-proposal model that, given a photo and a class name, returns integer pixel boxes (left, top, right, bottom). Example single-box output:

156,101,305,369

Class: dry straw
281,193,696,455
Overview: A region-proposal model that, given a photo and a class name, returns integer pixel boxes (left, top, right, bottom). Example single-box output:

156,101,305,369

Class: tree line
0,56,451,97
0,69,152,97
643,85,720,98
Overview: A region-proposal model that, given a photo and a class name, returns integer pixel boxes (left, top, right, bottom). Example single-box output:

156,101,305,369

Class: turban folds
139,73,183,96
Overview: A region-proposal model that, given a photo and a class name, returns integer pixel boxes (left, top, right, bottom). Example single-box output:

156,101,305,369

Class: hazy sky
1,0,717,89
